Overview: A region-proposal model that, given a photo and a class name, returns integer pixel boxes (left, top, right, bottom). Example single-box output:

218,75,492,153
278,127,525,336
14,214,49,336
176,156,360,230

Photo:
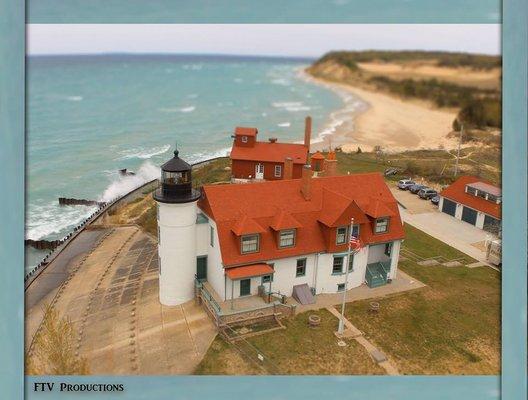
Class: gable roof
231,214,266,235
234,127,258,137
440,176,501,219
270,209,303,231
231,141,308,165
199,173,404,267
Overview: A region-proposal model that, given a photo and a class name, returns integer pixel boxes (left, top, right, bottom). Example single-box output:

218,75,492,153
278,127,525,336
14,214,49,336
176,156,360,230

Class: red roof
440,176,501,219
225,263,274,280
231,141,308,164
270,209,303,231
231,215,266,235
235,127,258,137
199,173,404,267
311,151,325,160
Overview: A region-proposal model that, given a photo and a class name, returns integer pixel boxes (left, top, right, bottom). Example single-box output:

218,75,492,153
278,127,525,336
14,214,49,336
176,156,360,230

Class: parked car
430,195,440,205
409,184,427,194
418,188,438,200
397,179,415,190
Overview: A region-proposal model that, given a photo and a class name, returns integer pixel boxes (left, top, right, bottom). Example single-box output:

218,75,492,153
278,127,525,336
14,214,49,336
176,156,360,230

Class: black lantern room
153,149,201,203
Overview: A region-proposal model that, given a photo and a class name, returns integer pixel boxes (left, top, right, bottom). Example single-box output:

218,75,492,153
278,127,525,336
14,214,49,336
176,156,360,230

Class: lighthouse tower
153,149,201,306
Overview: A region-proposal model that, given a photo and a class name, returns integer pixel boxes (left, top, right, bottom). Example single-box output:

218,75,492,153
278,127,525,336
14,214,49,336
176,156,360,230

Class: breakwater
24,156,227,289
58,197,107,207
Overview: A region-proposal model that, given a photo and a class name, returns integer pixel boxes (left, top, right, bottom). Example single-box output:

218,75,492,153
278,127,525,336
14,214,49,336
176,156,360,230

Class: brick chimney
301,165,313,200
304,116,312,151
284,157,293,180
324,150,337,176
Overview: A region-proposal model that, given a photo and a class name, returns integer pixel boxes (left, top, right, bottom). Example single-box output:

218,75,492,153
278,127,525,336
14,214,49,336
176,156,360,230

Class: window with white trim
348,254,354,272
274,165,282,177
375,218,389,234
384,242,392,256
241,136,248,143
241,234,260,254
279,229,295,248
336,227,348,244
337,283,345,292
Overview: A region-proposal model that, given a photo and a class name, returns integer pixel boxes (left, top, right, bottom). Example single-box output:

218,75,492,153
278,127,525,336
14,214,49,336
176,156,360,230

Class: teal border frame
0,0,24,399
0,1,526,399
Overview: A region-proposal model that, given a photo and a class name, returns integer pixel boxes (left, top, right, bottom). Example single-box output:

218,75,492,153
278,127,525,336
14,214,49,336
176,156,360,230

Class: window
241,135,248,143
296,258,307,277
351,224,360,238
274,165,282,177
476,190,487,199
279,229,296,248
336,227,348,244
384,242,393,257
162,170,189,184
337,283,345,292
348,254,354,272
375,218,389,234
210,226,214,247
466,186,477,196
262,275,272,284
332,256,344,274
241,234,259,254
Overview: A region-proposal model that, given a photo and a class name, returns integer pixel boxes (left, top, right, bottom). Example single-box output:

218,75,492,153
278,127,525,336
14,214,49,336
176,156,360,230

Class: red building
230,117,312,180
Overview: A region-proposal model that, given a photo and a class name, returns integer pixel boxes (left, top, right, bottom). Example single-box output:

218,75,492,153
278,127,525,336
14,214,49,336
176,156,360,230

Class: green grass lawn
342,224,500,375
195,309,384,375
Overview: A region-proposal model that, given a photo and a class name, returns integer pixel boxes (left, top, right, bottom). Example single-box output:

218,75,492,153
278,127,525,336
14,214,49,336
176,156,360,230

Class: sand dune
307,76,459,153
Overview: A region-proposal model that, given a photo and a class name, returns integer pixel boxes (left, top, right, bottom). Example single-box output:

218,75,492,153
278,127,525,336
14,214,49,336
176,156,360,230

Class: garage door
441,198,457,216
483,215,501,233
461,206,478,225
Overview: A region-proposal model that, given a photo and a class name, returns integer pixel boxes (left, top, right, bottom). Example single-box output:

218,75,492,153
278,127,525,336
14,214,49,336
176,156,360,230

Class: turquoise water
26,54,346,268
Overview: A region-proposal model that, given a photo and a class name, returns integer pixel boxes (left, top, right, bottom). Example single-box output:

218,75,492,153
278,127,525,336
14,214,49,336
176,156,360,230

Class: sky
27,24,501,57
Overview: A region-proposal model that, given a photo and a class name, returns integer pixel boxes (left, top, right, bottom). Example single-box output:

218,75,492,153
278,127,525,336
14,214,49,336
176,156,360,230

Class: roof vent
269,137,278,143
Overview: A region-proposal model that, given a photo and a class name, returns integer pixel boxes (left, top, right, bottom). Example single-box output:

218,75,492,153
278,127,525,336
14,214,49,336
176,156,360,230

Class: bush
26,305,90,375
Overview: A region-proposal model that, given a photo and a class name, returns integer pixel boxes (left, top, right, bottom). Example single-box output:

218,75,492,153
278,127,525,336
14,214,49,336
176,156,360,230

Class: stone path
26,226,216,375
326,306,400,376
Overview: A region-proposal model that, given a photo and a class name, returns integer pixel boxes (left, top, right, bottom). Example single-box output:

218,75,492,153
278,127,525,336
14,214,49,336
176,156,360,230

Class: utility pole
454,124,463,177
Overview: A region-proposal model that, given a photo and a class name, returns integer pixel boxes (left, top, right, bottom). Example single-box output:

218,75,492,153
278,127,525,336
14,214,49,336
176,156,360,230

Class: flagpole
338,217,354,335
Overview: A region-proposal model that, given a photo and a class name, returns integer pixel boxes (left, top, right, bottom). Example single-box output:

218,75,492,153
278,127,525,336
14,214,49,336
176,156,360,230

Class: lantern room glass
162,170,190,185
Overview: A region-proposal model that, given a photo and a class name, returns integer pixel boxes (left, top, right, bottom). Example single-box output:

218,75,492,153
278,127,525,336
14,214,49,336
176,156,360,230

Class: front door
255,163,264,180
196,256,207,281
239,279,251,296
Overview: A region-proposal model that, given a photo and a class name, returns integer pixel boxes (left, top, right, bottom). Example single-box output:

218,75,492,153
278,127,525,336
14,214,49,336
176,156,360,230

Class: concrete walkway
26,226,216,375
326,306,400,375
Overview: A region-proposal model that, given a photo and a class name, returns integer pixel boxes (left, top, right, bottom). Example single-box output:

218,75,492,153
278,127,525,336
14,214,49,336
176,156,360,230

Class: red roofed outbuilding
439,176,501,233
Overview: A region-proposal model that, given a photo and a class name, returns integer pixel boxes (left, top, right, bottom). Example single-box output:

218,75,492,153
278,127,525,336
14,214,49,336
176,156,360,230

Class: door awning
225,263,274,280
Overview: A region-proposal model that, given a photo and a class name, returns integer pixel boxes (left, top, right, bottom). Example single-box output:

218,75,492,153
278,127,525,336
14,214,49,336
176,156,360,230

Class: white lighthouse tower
153,149,201,306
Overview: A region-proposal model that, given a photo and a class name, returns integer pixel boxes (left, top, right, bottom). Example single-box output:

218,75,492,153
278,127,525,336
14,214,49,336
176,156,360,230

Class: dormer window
336,227,347,244
279,229,296,248
241,234,259,254
241,136,248,143
375,217,389,234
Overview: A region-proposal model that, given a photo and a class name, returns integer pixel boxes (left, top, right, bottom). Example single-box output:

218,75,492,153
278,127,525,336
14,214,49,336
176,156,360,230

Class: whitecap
99,161,159,203
117,144,171,160
179,106,196,113
271,78,291,86
233,78,243,83
278,122,291,127
67,96,83,102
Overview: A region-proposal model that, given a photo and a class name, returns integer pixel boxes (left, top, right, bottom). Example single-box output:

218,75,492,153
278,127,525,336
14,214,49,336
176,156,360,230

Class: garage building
439,176,501,234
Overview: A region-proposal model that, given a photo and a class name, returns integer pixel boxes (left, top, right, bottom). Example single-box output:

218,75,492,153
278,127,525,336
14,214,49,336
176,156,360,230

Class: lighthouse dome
153,149,201,204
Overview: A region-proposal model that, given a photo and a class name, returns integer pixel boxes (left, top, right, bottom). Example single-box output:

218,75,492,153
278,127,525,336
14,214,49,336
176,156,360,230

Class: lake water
26,54,354,269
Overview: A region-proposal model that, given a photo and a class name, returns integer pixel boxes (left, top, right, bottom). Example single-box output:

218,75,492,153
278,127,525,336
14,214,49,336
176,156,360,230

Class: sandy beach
303,73,459,153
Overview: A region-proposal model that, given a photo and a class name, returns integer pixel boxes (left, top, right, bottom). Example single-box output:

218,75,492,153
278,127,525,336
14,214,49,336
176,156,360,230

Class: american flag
349,232,361,249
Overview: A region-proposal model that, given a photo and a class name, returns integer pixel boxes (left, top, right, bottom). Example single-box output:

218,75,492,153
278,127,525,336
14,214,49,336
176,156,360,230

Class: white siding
475,211,486,229
204,218,226,300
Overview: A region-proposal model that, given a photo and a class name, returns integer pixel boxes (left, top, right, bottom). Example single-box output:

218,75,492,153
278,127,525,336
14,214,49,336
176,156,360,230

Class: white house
154,150,405,307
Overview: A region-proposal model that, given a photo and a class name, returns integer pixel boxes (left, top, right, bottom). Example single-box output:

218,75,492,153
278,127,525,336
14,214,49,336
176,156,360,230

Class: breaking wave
117,144,171,160
99,161,159,203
